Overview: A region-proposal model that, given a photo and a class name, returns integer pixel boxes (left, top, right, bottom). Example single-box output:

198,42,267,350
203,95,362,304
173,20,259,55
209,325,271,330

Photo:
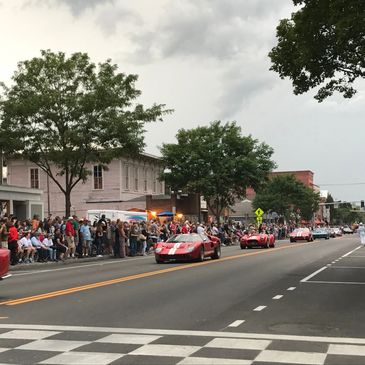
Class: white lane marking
328,266,365,269
303,280,365,285
287,287,296,291
342,256,365,258
206,338,270,350
130,344,201,357
96,334,161,344
2,324,365,344
0,330,60,340
17,339,91,352
328,344,365,356
255,349,326,364
39,352,124,365
11,257,148,277
178,357,251,365
342,246,361,257
228,320,245,328
301,266,327,283
253,306,266,312
272,295,283,300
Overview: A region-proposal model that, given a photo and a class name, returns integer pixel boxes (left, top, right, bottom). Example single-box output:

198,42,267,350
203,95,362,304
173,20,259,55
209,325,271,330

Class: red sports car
240,232,275,249
155,233,221,263
289,228,313,243
0,248,10,280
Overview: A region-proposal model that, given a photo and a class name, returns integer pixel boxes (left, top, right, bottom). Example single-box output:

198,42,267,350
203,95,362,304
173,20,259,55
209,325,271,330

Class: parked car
0,248,10,280
342,226,354,234
289,228,313,243
312,228,330,240
333,227,343,237
240,231,275,249
155,233,221,263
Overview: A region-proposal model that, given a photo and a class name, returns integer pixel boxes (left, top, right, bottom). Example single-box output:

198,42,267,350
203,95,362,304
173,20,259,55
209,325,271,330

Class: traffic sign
255,208,264,217
256,216,263,224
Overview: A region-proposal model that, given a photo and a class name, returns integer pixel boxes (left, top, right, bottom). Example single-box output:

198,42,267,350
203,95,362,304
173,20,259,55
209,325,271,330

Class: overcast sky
1,0,364,202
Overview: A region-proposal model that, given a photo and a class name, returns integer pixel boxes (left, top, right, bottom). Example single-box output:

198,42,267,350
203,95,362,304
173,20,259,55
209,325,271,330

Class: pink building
7,153,165,218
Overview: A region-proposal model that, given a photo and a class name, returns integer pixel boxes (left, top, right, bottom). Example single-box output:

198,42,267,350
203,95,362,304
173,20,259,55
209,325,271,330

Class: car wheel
265,241,269,249
211,245,221,260
290,238,295,243
198,246,205,262
155,257,164,264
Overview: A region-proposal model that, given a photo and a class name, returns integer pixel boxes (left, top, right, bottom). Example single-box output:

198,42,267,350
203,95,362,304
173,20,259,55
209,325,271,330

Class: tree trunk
65,191,72,218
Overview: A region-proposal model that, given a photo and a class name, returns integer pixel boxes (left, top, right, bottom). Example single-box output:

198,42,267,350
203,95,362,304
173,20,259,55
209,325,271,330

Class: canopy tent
157,211,174,217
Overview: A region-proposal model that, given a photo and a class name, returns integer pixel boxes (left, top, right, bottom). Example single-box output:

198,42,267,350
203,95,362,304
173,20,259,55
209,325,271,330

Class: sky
0,0,364,202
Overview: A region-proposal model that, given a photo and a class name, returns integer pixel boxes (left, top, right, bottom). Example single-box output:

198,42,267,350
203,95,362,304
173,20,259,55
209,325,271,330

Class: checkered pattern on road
0,325,363,364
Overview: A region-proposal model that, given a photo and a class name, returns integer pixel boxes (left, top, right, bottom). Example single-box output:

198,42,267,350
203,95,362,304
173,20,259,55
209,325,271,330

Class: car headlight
186,245,195,253
155,247,163,253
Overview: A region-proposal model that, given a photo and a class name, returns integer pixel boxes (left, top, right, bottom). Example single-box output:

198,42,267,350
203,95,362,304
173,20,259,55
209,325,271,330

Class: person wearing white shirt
19,232,36,263
43,234,56,261
31,233,47,262
197,224,205,235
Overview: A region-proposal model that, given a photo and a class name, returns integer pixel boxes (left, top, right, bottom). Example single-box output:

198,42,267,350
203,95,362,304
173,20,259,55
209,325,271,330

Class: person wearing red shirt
181,221,191,234
8,222,19,265
65,217,76,258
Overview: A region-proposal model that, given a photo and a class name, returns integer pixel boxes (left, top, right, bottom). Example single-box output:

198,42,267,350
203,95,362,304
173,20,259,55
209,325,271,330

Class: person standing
8,222,19,265
358,223,365,246
129,222,139,257
94,223,104,257
80,220,92,257
65,217,76,258
0,218,9,249
118,221,127,258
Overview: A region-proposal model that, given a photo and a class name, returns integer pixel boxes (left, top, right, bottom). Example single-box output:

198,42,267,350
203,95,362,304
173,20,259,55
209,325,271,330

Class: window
30,168,39,189
124,164,129,190
93,165,103,190
134,166,139,191
144,168,148,192
153,172,157,193
160,181,164,194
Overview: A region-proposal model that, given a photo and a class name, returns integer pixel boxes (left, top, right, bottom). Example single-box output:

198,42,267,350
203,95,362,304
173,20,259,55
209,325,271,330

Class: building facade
7,153,165,218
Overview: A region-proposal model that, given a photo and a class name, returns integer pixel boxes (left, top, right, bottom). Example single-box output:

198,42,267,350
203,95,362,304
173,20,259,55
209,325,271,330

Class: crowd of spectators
0,214,299,266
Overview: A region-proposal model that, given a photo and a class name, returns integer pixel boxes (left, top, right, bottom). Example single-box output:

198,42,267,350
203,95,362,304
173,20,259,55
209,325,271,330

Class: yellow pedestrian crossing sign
256,216,263,224
255,208,264,217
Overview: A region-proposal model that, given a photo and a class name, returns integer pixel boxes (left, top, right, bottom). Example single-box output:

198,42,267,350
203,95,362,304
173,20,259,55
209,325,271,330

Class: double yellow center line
1,242,311,306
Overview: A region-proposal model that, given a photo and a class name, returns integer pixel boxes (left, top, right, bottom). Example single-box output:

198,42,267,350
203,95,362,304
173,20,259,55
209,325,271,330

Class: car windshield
314,229,325,233
294,228,308,233
165,234,204,243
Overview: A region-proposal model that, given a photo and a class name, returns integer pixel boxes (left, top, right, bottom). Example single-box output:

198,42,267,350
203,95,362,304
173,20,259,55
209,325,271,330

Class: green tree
160,121,276,222
0,50,171,216
325,193,335,224
253,175,320,221
269,0,365,101
333,202,362,225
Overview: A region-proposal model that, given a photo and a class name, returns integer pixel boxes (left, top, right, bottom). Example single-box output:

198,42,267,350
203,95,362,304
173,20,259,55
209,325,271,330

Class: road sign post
255,208,264,226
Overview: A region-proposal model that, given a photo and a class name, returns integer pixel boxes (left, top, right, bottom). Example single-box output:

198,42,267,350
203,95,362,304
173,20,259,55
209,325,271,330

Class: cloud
130,0,290,62
95,6,141,34
50,0,115,16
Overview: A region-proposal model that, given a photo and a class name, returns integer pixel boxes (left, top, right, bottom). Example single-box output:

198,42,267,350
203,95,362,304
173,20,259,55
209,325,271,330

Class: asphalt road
0,234,364,364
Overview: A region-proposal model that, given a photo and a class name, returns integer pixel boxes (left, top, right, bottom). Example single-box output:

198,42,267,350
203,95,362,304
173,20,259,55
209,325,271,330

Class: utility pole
0,150,3,185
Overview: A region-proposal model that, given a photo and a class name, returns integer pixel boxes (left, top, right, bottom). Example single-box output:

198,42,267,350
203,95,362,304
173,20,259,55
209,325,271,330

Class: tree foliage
160,121,276,222
0,50,171,216
333,202,363,225
253,175,320,221
269,0,365,101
